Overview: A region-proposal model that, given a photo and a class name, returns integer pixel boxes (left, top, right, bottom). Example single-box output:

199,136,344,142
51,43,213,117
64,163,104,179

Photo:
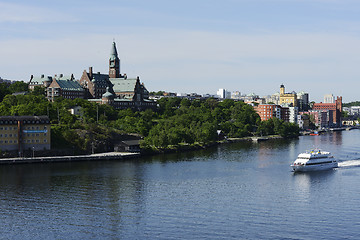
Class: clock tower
109,41,120,78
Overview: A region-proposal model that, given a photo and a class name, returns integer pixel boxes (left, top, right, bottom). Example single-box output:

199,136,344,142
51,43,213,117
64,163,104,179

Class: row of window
0,127,17,130
0,133,47,137
0,120,49,124
26,133,47,137
0,126,47,130
0,139,48,144
0,133,17,137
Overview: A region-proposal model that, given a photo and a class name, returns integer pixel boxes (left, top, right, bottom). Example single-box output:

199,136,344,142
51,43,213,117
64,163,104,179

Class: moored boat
291,150,338,172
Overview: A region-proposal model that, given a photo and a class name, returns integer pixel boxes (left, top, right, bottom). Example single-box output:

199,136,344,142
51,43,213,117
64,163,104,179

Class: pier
0,152,140,165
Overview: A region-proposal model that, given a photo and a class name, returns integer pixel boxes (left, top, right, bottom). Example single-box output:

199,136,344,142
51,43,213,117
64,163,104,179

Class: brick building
255,104,280,121
47,74,85,102
79,41,155,110
312,96,342,127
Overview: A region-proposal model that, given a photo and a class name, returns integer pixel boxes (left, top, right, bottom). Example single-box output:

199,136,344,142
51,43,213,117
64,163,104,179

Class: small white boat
291,150,338,172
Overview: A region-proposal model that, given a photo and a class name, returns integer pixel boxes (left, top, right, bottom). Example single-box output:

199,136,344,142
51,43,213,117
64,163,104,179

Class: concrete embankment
0,152,140,165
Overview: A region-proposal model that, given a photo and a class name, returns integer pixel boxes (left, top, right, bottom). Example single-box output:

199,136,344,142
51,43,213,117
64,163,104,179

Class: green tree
9,81,28,93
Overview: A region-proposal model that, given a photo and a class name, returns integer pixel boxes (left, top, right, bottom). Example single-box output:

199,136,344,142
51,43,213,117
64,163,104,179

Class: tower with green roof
109,41,120,78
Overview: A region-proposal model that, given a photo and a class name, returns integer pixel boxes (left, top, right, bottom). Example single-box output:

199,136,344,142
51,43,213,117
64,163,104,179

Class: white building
289,107,299,123
264,93,280,105
324,94,335,103
217,88,231,99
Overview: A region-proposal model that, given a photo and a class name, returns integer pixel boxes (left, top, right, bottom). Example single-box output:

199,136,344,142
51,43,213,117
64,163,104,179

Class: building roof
110,41,118,61
92,73,110,88
54,79,84,91
110,78,137,92
29,75,52,85
119,140,140,146
102,87,115,98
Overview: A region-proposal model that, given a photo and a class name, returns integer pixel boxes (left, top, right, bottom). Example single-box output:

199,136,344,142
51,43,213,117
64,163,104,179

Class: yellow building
279,84,297,107
0,116,50,153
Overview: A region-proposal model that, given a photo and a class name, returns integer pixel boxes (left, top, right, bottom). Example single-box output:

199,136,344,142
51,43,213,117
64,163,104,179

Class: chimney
89,67,93,79
41,74,44,78
71,74,74,80
30,75,34,80
60,74,63,78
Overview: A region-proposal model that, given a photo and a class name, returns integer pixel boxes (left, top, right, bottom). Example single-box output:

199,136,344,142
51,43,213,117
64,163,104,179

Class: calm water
1,130,360,239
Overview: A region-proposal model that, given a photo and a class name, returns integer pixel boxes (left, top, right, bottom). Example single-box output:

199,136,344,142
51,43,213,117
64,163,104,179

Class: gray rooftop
55,80,84,91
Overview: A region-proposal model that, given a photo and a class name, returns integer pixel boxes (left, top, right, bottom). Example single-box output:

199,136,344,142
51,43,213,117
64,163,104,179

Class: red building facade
312,96,342,127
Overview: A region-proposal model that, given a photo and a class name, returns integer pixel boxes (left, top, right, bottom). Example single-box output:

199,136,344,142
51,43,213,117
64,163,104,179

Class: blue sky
1,0,360,102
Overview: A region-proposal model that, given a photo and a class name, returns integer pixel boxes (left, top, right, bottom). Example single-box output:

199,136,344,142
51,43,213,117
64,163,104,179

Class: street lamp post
32,147,35,158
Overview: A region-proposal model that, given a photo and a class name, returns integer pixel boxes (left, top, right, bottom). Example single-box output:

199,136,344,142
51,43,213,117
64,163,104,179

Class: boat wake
338,159,360,168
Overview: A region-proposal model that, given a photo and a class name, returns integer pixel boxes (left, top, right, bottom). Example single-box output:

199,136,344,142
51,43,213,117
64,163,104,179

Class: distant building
312,96,342,127
279,84,297,107
300,110,329,128
114,140,141,152
69,106,83,116
29,74,52,90
255,104,297,123
0,116,51,154
297,91,309,111
324,94,335,104
231,91,241,99
47,74,85,102
297,114,310,129
255,104,281,121
288,107,299,123
217,88,231,99
264,93,280,105
80,42,156,110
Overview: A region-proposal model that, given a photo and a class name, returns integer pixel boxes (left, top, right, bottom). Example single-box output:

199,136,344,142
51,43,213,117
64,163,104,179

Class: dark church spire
109,41,120,78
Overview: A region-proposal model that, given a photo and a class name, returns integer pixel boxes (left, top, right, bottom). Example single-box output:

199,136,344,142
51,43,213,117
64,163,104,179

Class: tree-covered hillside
0,88,299,152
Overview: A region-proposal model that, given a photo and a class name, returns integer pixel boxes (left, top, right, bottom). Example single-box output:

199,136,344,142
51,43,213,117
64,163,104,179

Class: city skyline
1,0,360,102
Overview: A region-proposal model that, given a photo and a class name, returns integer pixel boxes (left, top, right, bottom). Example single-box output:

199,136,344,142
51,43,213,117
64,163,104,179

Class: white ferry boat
291,150,338,172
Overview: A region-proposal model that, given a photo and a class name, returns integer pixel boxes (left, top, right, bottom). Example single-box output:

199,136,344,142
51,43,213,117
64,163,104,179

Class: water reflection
292,170,336,201
0,161,149,237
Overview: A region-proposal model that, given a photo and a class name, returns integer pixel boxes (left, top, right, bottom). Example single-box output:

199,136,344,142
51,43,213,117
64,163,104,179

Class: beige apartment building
0,116,50,153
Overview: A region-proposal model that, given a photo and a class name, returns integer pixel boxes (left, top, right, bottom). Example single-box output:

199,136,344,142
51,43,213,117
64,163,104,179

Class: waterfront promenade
0,152,140,164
